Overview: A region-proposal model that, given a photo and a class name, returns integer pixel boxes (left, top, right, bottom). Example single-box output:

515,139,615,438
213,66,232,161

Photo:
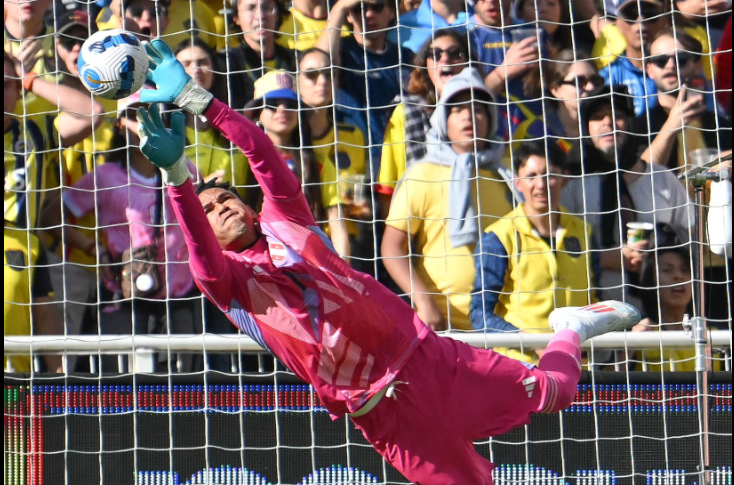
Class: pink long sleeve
204,99,301,201
168,178,228,282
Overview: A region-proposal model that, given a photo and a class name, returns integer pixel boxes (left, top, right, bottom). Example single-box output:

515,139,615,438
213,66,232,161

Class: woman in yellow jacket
174,39,251,197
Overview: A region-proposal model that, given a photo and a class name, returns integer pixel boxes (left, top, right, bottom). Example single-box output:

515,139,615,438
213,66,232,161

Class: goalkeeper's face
199,187,260,251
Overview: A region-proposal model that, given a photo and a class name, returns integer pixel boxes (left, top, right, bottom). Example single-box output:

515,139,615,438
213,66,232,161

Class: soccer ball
78,29,149,100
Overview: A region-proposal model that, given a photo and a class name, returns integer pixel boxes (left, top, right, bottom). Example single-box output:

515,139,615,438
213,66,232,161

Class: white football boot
549,301,642,342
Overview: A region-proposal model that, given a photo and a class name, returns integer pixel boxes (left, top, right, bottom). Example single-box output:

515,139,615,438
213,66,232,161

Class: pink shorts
350,330,553,485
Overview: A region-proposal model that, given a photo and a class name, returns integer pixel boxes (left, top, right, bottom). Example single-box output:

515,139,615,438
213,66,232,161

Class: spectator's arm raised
7,44,104,147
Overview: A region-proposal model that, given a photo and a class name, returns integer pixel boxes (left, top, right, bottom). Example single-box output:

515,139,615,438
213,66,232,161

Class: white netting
3,0,732,483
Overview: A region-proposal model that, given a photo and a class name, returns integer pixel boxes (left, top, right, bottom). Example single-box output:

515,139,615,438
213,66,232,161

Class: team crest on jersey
564,237,582,257
5,250,25,270
268,241,288,263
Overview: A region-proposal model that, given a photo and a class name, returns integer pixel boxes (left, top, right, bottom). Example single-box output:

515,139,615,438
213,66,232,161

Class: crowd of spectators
4,0,732,373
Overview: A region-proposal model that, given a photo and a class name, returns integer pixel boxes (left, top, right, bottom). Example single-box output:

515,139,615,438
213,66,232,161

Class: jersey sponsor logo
564,236,582,257
522,376,536,398
5,250,26,270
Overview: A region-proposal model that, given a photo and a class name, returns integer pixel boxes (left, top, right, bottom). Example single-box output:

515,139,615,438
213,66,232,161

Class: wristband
161,155,192,186
22,73,37,92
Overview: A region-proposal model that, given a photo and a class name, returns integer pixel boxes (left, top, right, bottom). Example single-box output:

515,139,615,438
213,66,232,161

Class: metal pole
691,179,712,485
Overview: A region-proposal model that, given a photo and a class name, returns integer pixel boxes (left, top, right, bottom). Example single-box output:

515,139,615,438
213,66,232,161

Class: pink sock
538,330,582,413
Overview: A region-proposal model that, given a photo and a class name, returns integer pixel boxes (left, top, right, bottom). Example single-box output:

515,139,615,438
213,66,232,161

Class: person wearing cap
561,84,693,305
382,67,518,331
470,140,599,364
391,0,473,54
276,0,350,52
245,70,353,261
132,37,642,484
597,0,666,117
43,90,201,373
639,29,731,169
219,0,295,111
314,0,407,168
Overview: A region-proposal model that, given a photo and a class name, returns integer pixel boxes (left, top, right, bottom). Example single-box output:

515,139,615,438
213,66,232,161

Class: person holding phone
639,29,732,169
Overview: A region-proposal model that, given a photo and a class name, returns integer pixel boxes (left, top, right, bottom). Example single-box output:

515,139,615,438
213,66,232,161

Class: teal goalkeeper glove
137,104,190,186
140,39,213,115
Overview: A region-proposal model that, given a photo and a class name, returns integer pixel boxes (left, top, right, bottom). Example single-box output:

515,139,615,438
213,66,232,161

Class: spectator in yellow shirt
96,0,220,50
634,233,697,371
175,38,251,196
245,70,351,259
4,0,59,125
471,140,598,363
277,0,350,52
382,68,518,331
298,47,368,266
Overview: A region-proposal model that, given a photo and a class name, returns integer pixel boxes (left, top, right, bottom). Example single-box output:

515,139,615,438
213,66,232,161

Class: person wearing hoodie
470,140,599,363
561,84,693,307
382,67,519,331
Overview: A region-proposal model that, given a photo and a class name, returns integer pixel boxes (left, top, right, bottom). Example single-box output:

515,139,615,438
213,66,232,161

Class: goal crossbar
4,330,731,354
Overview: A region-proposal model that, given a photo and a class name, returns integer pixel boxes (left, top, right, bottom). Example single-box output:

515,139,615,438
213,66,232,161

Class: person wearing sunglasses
597,0,667,117
31,9,118,373
376,30,471,219
545,49,605,142
640,29,731,169
297,48,368,264
314,0,406,173
220,0,295,111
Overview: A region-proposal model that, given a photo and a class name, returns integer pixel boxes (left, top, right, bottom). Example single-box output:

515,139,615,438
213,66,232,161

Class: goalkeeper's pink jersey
169,99,429,418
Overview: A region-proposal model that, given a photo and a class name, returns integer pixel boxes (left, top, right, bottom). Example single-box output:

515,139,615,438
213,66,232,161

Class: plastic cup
626,222,654,244
688,148,719,168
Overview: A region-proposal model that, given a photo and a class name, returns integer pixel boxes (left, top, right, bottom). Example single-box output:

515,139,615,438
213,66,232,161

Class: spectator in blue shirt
470,0,548,141
316,0,410,176
598,0,666,116
392,0,473,54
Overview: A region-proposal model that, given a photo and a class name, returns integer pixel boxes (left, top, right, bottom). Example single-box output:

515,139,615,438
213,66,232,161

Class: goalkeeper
135,38,641,484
